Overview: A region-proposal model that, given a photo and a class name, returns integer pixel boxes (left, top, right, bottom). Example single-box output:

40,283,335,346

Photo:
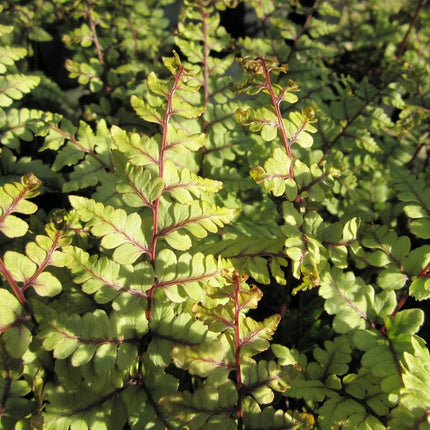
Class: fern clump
1,0,430,429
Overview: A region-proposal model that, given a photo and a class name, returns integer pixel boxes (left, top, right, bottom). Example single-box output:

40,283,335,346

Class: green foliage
0,0,430,429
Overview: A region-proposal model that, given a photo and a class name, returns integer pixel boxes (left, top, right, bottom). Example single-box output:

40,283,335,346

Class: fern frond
1,223,73,298
65,58,103,93
65,246,154,303
69,196,150,264
42,383,128,430
171,333,236,384
242,396,315,430
148,300,209,367
393,168,430,239
319,268,373,333
160,380,238,430
288,334,389,429
111,126,160,166
0,108,54,151
0,74,40,107
162,159,223,203
241,359,290,403
39,307,147,368
250,147,295,198
389,341,430,429
0,173,40,238
0,46,27,74
153,249,224,302
0,289,31,358
157,200,240,251
0,338,35,425
116,164,164,209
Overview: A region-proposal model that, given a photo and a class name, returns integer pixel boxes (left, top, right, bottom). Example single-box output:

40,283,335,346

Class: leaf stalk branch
147,65,185,321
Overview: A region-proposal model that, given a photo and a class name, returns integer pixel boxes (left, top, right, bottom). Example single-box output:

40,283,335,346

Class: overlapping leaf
393,168,430,239
165,127,207,154
156,200,240,251
39,308,147,370
202,235,288,285
250,147,295,198
116,164,164,208
0,289,31,358
343,370,393,416
319,268,371,333
361,227,408,290
282,207,325,289
389,343,430,430
287,334,388,429
287,337,352,403
131,77,204,125
2,226,72,297
322,217,360,269
243,396,315,430
0,346,34,427
45,119,114,192
65,58,103,92
360,226,430,294
236,106,279,141
239,314,281,357
162,159,223,203
65,246,154,303
43,383,128,430
0,74,40,107
350,311,425,417
171,332,236,385
317,394,387,430
148,301,209,367
121,358,179,430
154,249,224,302
193,281,263,332
241,359,291,404
409,246,430,300
160,380,238,430
283,109,318,149
0,108,49,150
0,174,40,238
111,126,160,166
69,196,150,264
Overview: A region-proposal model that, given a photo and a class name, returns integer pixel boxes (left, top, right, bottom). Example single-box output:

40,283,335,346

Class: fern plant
1,0,430,429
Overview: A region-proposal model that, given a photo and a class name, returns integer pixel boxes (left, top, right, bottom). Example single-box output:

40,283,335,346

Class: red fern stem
233,270,244,430
146,65,185,321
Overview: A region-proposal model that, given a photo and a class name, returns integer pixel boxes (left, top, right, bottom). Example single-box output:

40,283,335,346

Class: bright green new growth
1,0,430,429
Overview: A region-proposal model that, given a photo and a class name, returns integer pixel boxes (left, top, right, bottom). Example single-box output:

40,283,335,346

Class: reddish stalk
391,290,409,319
418,260,430,278
259,58,294,178
396,0,426,60
233,270,243,430
380,260,430,334
318,86,383,166
287,0,321,62
22,229,64,293
85,0,104,66
0,189,32,229
47,123,115,172
260,57,302,207
85,0,111,93
0,181,41,308
146,66,185,321
0,258,26,306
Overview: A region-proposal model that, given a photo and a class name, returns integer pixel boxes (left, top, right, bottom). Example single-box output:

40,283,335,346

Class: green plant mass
1,0,430,428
